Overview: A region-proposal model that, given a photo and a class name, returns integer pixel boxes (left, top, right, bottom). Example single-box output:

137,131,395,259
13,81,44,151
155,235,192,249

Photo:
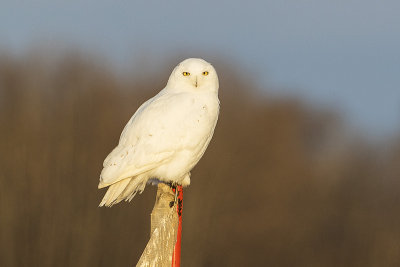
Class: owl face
167,58,219,92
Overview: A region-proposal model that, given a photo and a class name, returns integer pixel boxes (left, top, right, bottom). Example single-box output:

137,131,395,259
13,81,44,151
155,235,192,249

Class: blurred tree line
0,51,399,266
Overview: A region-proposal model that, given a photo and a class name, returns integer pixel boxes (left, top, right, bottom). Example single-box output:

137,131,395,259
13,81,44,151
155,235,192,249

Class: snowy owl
98,58,219,207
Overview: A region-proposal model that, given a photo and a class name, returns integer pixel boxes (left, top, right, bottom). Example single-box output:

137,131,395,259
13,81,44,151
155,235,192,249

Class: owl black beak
195,76,198,87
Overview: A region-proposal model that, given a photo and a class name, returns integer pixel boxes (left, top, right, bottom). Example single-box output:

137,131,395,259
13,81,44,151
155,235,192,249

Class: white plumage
98,58,220,207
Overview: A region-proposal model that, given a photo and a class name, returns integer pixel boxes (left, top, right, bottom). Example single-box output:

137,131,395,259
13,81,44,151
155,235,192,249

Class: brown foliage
0,52,399,266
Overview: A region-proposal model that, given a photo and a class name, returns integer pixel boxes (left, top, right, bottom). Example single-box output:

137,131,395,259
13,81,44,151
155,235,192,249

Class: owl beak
194,76,198,87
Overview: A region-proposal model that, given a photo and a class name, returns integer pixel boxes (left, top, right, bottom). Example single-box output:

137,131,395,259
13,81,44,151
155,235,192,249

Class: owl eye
202,71,209,76
182,72,190,76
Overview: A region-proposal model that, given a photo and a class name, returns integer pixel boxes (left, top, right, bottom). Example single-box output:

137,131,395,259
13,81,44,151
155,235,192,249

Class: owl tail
99,175,147,207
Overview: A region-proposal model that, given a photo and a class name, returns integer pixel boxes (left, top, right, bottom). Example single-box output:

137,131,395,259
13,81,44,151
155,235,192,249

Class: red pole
171,185,183,267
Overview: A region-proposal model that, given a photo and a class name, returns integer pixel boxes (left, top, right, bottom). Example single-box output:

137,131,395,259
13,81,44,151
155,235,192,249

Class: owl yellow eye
182,72,190,76
202,71,209,76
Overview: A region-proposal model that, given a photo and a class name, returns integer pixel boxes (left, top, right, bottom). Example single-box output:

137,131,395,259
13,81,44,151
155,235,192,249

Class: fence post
136,183,183,267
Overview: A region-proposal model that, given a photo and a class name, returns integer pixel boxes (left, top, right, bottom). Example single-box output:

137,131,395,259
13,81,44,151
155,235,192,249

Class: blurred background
1,1,399,266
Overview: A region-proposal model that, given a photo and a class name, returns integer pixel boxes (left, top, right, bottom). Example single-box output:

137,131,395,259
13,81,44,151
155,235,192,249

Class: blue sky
1,0,399,138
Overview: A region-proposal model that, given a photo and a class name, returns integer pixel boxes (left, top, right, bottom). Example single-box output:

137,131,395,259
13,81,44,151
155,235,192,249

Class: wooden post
136,183,183,267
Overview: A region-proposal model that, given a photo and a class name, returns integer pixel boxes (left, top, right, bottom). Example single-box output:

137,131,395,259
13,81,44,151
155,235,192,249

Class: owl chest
164,95,217,145
182,97,217,128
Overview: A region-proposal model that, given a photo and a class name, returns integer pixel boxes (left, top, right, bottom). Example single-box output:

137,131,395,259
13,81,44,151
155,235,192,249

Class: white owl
98,58,220,207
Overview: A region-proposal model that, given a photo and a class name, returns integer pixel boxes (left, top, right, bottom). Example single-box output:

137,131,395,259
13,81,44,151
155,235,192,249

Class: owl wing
98,91,194,188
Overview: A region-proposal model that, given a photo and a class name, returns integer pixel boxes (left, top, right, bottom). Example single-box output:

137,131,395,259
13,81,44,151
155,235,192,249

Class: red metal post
171,185,183,267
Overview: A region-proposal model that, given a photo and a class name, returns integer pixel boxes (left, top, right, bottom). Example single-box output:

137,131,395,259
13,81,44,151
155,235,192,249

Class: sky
1,0,399,138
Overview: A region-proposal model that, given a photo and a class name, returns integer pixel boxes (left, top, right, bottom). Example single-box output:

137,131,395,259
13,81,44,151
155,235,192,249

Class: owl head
167,58,219,93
